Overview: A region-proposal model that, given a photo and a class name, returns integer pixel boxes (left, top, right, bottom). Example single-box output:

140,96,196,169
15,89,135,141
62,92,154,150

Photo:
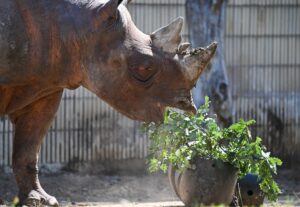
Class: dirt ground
0,167,300,207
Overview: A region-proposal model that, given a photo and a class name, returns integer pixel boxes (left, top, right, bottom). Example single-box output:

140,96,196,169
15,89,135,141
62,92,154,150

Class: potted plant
144,97,282,206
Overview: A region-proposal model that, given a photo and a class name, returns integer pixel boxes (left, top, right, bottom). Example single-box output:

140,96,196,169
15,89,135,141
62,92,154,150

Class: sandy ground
0,168,300,206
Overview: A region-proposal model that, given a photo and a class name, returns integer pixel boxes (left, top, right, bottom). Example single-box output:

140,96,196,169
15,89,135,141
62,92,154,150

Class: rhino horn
150,17,184,54
181,41,218,83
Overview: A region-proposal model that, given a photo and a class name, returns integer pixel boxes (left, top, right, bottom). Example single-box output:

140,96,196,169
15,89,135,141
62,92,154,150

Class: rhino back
0,0,28,85
0,0,97,86
0,0,99,115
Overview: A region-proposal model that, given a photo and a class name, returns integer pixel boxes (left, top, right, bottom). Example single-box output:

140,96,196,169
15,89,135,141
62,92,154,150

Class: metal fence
1,0,299,167
225,0,300,167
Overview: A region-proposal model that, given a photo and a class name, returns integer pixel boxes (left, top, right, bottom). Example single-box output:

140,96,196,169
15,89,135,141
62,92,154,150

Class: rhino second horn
150,17,184,54
182,41,218,83
177,42,191,54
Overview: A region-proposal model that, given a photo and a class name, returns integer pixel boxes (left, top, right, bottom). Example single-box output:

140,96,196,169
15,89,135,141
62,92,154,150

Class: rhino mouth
174,96,197,115
148,96,197,124
169,90,197,115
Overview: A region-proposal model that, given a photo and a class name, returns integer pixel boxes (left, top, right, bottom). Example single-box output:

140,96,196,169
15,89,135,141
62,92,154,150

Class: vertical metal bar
250,2,255,134
294,1,299,166
254,2,258,135
7,120,10,165
285,0,290,160
53,106,58,163
228,2,236,123
278,0,283,156
239,0,243,122
268,0,275,149
82,88,86,161
68,93,71,164
263,1,268,148
63,92,67,163
2,117,6,166
99,101,103,161
72,90,76,166
4,117,7,166
104,100,108,160
0,119,2,166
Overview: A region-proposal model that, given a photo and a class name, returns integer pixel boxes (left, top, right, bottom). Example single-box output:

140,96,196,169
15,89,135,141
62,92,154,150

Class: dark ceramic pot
238,174,264,206
168,158,237,206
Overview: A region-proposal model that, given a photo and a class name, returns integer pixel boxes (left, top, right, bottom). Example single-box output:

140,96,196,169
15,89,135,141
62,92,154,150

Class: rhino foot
21,190,58,207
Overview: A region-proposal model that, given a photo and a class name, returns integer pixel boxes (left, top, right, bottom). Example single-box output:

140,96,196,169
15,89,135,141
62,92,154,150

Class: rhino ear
96,0,123,21
122,0,132,5
150,17,183,54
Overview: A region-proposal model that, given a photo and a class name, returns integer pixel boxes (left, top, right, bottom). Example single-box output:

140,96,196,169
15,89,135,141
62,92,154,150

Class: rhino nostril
176,97,189,105
178,100,187,106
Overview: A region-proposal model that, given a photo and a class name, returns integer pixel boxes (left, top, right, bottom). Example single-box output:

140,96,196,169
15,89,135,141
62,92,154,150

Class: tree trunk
186,0,233,127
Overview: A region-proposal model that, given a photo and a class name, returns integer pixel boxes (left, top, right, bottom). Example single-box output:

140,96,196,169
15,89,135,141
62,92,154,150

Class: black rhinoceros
0,0,217,205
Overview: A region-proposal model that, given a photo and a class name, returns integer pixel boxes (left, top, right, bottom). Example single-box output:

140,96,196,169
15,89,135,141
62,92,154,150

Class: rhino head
82,0,217,123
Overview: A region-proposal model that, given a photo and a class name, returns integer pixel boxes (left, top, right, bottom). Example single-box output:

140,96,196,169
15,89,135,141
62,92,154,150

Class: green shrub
144,97,282,201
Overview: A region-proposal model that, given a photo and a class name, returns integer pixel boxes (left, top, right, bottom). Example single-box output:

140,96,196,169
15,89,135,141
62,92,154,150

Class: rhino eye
137,66,152,77
129,65,157,84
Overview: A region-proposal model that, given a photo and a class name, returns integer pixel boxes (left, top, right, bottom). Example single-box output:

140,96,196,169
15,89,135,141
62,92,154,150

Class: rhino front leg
9,91,63,206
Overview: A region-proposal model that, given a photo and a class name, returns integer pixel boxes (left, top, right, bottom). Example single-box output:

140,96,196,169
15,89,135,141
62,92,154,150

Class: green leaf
160,163,168,173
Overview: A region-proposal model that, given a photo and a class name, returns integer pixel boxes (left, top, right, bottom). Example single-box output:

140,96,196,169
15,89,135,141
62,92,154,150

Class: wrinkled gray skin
0,0,217,205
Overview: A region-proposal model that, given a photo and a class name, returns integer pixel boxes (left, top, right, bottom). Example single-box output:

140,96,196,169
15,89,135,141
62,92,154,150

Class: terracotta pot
168,158,237,206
